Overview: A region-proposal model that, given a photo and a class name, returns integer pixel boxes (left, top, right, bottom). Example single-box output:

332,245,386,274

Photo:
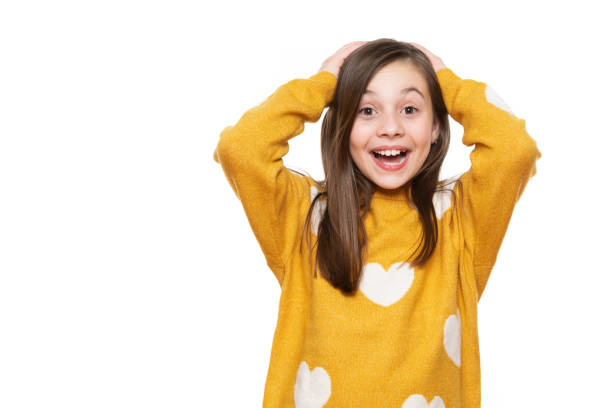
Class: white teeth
374,149,403,156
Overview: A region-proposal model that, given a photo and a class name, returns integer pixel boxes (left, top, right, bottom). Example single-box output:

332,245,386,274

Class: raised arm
213,71,336,285
213,42,365,286
436,67,541,299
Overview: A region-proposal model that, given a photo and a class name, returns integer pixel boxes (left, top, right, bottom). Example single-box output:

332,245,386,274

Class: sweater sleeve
436,68,542,299
213,71,337,286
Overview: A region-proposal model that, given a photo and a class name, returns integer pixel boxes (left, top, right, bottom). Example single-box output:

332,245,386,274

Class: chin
374,179,408,191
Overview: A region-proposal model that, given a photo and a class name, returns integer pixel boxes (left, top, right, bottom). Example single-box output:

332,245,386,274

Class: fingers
337,41,368,59
319,41,368,77
344,41,368,49
407,42,445,71
336,41,368,66
408,42,429,55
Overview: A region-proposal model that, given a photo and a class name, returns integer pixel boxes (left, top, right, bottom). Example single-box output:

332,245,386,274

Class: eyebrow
363,87,424,99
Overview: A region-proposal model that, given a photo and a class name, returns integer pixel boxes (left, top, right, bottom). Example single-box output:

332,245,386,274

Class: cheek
349,122,370,148
348,129,370,169
415,141,433,166
412,120,436,144
348,134,360,164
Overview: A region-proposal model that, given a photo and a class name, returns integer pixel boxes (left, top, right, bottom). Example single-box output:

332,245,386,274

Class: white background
1,0,610,406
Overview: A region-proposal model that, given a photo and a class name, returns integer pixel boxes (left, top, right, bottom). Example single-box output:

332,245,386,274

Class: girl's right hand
319,41,368,78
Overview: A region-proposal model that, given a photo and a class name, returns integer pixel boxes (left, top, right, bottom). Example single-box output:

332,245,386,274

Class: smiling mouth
371,150,408,164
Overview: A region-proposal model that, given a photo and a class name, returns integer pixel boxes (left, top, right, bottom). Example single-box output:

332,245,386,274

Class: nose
376,113,404,138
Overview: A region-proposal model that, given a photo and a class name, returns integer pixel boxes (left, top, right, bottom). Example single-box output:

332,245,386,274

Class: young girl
213,39,540,408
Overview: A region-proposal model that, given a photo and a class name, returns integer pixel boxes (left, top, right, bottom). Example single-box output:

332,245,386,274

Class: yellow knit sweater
213,68,541,407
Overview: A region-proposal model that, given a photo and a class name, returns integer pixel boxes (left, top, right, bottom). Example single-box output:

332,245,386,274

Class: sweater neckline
371,185,410,202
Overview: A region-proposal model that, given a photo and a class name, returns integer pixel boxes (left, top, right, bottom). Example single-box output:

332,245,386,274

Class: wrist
318,64,338,78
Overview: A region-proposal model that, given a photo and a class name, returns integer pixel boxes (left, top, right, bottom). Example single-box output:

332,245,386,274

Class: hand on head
319,41,447,77
318,41,368,78
408,42,447,73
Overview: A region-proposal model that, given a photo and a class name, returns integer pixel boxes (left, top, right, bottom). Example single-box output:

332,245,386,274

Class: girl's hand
408,42,447,72
319,41,368,78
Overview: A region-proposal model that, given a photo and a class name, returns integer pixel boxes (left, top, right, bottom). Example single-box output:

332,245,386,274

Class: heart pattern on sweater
294,361,331,408
444,308,461,366
401,395,446,408
359,262,414,307
433,176,459,219
485,85,514,116
309,186,327,235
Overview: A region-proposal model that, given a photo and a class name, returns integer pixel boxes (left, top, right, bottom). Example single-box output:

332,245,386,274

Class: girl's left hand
409,42,447,72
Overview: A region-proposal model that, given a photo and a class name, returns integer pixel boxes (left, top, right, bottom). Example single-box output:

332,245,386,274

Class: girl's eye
359,107,375,116
358,106,418,116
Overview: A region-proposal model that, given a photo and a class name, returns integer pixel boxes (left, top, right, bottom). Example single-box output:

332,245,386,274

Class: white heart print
309,186,327,235
359,262,414,307
444,308,461,366
294,361,331,408
485,85,514,116
432,177,459,219
401,394,446,408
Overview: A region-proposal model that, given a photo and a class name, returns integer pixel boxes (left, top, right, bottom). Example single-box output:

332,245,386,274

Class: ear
432,120,440,144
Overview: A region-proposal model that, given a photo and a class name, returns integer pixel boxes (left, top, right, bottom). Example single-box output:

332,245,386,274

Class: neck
372,185,409,201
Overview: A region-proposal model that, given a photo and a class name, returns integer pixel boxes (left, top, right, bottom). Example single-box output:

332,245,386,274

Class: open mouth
371,150,408,165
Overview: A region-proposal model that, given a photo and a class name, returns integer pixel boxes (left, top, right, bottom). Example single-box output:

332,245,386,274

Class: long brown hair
294,38,462,294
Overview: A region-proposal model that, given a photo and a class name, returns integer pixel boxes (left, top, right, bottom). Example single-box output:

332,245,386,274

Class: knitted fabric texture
213,68,541,407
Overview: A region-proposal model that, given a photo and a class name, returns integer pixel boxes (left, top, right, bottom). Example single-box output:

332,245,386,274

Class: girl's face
349,59,439,191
